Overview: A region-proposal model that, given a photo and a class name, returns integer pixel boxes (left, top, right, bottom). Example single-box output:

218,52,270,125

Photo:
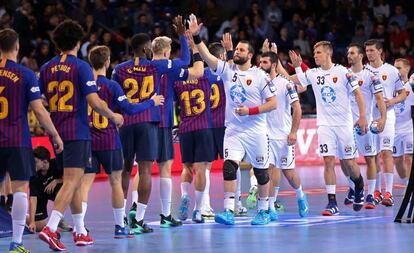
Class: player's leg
378,122,395,206
374,154,383,203
119,125,135,223
339,159,355,206
234,167,247,216
267,164,279,221
364,156,377,209
246,165,258,209
202,162,216,218
178,131,194,221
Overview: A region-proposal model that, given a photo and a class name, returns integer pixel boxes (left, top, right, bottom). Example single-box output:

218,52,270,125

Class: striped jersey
206,68,226,128
39,54,97,141
0,58,41,148
89,75,155,151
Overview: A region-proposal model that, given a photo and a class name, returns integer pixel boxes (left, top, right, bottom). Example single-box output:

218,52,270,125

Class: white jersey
295,64,358,127
395,79,414,133
349,67,383,123
213,60,276,134
365,63,405,121
267,74,299,139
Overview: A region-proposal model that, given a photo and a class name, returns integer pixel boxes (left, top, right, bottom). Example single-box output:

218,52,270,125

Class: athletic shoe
114,225,134,239
128,202,137,226
246,186,258,209
381,192,394,207
178,195,190,221
251,209,271,225
123,216,128,227
234,205,248,216
192,210,204,223
274,200,285,212
374,190,384,205
58,219,73,232
268,209,278,221
321,202,339,216
130,219,153,234
353,188,364,212
298,193,309,217
344,188,355,206
160,214,182,228
215,209,235,225
39,226,66,251
201,207,215,219
74,232,94,246
364,194,376,209
8,242,29,253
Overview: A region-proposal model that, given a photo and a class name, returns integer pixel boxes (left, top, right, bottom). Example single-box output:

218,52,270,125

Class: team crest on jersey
246,78,252,86
358,80,364,86
332,77,338,83
382,74,387,81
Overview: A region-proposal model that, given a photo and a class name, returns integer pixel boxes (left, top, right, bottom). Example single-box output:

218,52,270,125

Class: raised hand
188,13,202,35
261,38,270,52
173,15,186,35
289,50,302,68
185,30,196,50
221,33,233,51
270,42,278,54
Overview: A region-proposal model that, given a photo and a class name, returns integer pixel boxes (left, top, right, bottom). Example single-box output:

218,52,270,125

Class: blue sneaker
353,188,364,212
9,242,29,253
298,193,309,217
251,209,271,225
364,194,376,209
114,225,134,239
215,209,235,225
192,210,205,223
344,188,355,206
178,195,190,221
268,209,278,221
322,202,339,216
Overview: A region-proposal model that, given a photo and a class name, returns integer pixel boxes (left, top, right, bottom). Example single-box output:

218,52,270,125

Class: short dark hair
89,45,111,70
130,33,151,55
364,39,383,50
33,146,51,162
348,43,365,55
239,40,255,55
208,42,225,58
261,51,278,64
0,28,19,53
52,20,84,52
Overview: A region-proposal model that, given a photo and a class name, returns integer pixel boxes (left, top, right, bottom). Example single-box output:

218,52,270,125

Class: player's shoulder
115,59,134,70
383,62,399,74
332,63,348,73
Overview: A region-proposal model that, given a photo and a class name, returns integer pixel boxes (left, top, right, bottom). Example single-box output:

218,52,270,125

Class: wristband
193,53,202,62
226,50,234,60
300,62,309,71
193,34,202,44
248,106,260,115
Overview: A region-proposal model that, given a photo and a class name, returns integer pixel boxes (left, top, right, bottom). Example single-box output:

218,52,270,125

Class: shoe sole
39,231,66,251
381,200,394,207
214,216,234,225
160,223,182,228
114,235,134,239
251,220,271,225
364,204,376,209
75,241,94,246
353,203,364,212
321,211,339,216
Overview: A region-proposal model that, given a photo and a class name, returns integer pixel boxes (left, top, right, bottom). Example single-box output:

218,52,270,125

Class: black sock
328,194,337,204
352,175,364,191
6,194,13,206
0,196,5,207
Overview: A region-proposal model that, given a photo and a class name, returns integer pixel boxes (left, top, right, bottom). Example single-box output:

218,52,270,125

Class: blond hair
151,36,172,55
395,58,410,68
314,41,333,55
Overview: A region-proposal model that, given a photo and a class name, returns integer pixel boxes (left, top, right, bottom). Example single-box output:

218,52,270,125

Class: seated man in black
28,146,72,232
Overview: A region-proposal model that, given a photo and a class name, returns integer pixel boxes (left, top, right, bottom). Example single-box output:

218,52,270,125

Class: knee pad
223,160,238,181
253,168,270,185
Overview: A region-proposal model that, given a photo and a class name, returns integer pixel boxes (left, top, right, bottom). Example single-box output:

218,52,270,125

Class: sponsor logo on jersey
256,155,264,163
344,145,352,153
383,137,391,145
86,81,96,87
407,143,413,149
281,157,288,165
365,144,372,152
321,86,336,103
30,86,40,93
230,84,247,104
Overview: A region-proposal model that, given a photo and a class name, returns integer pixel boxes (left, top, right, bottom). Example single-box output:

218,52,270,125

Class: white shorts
317,125,357,160
355,131,378,157
223,130,270,169
269,139,295,169
376,120,395,152
393,131,414,157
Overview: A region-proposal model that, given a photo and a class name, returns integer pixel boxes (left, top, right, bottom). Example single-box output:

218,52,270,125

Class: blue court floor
1,165,413,253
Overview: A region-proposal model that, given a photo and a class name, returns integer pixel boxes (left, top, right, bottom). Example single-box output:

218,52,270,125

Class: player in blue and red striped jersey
0,28,63,253
113,16,190,234
37,21,124,251
76,45,164,239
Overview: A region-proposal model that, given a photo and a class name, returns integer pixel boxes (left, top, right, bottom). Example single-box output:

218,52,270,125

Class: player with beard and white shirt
289,41,367,216
364,39,407,206
340,43,387,209
393,58,414,188
189,14,277,226
259,51,309,220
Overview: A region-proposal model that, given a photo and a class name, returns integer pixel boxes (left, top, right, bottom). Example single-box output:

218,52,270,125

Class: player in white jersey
189,14,277,225
364,39,407,206
340,43,387,209
259,51,309,220
393,58,413,187
289,41,367,216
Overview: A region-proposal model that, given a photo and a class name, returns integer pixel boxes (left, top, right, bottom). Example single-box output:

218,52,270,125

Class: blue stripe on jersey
204,68,226,128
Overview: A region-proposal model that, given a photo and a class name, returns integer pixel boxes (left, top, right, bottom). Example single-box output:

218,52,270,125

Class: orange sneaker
381,192,394,207
39,226,66,251
74,232,94,246
374,190,383,205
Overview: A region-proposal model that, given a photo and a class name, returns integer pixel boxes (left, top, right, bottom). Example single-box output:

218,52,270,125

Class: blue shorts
179,129,214,164
86,149,124,174
157,127,174,163
55,141,92,170
0,147,35,181
120,122,159,168
212,127,225,159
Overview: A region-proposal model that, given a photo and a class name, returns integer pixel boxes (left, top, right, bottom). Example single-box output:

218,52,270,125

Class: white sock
72,213,87,235
376,172,382,191
123,199,127,216
236,168,242,201
257,197,269,211
81,201,88,219
160,177,172,216
113,207,125,227
195,191,204,211
250,175,258,188
132,190,138,205
268,196,276,211
203,169,211,209
181,182,190,197
384,173,394,194
224,192,235,211
274,186,280,200
134,203,147,222
295,185,304,200
346,176,355,190
326,185,336,194
403,177,409,186
367,179,376,195
11,192,27,244
46,210,63,232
